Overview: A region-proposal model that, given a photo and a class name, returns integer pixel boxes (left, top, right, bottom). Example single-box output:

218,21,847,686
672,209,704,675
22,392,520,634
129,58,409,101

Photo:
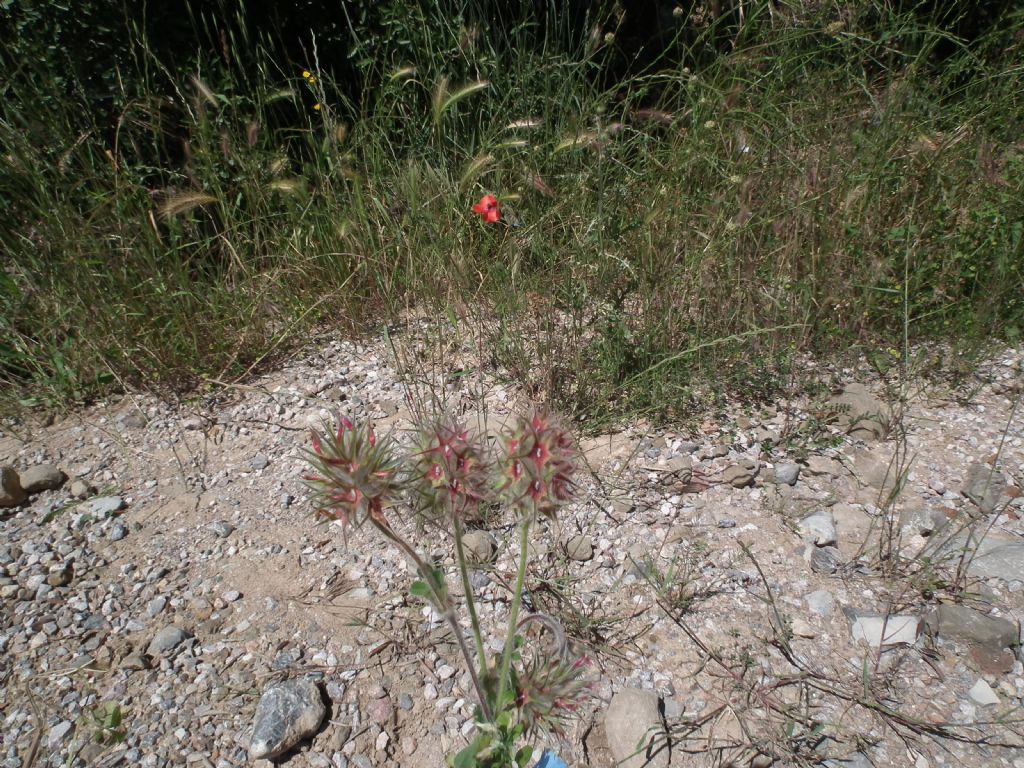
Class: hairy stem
372,518,493,721
453,516,488,680
496,514,531,710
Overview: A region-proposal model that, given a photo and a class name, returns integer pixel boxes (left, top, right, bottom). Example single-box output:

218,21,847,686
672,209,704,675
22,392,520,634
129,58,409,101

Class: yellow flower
302,70,316,84
312,103,321,111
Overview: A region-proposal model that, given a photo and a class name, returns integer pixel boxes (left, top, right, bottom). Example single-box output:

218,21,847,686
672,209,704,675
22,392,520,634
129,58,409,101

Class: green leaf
515,745,533,767
453,737,484,768
409,580,431,600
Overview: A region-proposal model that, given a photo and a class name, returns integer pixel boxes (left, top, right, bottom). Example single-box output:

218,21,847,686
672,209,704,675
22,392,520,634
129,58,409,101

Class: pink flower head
471,194,501,223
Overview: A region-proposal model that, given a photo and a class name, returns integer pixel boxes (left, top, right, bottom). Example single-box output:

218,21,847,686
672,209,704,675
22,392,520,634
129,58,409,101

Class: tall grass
1,1,1021,424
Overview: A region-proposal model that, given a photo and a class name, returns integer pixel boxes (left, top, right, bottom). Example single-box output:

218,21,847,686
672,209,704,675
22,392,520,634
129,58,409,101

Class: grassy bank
2,1,1022,424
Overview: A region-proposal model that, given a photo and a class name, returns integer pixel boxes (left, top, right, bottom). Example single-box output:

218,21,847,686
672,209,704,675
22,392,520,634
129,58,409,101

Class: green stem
372,518,493,721
453,517,488,681
496,514,531,711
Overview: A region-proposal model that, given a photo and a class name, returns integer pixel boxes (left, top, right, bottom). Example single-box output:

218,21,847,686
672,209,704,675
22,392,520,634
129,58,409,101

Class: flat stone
461,531,495,563
47,720,74,749
564,534,594,562
20,464,67,493
147,625,192,655
367,695,393,725
85,496,125,517
663,455,692,480
923,604,1018,649
828,383,890,440
969,644,1016,675
899,501,950,536
851,615,919,647
249,678,326,760
120,653,151,671
809,545,842,574
791,618,817,638
968,678,1000,706
603,688,668,768
798,510,837,547
850,448,900,496
967,541,1024,582
0,466,27,507
805,456,843,478
774,463,801,486
962,463,1007,514
249,454,270,471
722,460,758,488
805,590,834,618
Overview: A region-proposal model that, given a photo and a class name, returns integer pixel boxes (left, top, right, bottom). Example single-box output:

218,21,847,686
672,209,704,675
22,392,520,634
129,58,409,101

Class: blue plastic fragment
533,751,568,768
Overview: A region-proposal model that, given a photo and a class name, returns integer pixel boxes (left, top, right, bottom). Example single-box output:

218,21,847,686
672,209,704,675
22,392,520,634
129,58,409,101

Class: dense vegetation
2,1,1022,423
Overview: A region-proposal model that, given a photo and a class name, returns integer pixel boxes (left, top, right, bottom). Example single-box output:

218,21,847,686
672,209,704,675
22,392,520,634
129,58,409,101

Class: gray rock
774,463,801,486
899,501,949,536
249,678,326,760
968,678,1000,706
962,463,1007,514
0,466,27,508
121,653,151,671
119,411,147,429
208,520,235,538
809,545,842,574
564,534,594,562
851,615,919,647
46,564,72,587
828,383,890,440
705,444,730,459
249,454,270,471
662,456,692,482
147,596,167,617
722,460,758,488
20,464,67,493
603,688,669,768
850,448,900,495
798,511,837,547
47,720,74,749
824,753,873,768
805,590,834,618
147,625,192,655
69,479,92,499
85,496,125,517
805,455,843,477
109,521,129,541
923,604,1018,649
461,531,495,563
967,541,1024,582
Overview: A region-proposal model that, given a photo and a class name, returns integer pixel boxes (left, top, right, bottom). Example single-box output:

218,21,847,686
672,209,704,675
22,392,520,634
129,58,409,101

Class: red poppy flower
471,194,501,223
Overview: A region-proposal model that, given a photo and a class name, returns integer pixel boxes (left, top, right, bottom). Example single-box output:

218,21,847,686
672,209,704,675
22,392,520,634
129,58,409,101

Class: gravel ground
2,328,1023,768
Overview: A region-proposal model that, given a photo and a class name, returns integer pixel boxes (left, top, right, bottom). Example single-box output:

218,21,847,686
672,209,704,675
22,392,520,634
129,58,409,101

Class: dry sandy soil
2,328,1023,768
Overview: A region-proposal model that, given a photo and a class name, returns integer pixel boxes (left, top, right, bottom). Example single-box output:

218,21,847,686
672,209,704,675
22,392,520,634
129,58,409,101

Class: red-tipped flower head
498,412,578,517
303,414,402,534
411,416,491,519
